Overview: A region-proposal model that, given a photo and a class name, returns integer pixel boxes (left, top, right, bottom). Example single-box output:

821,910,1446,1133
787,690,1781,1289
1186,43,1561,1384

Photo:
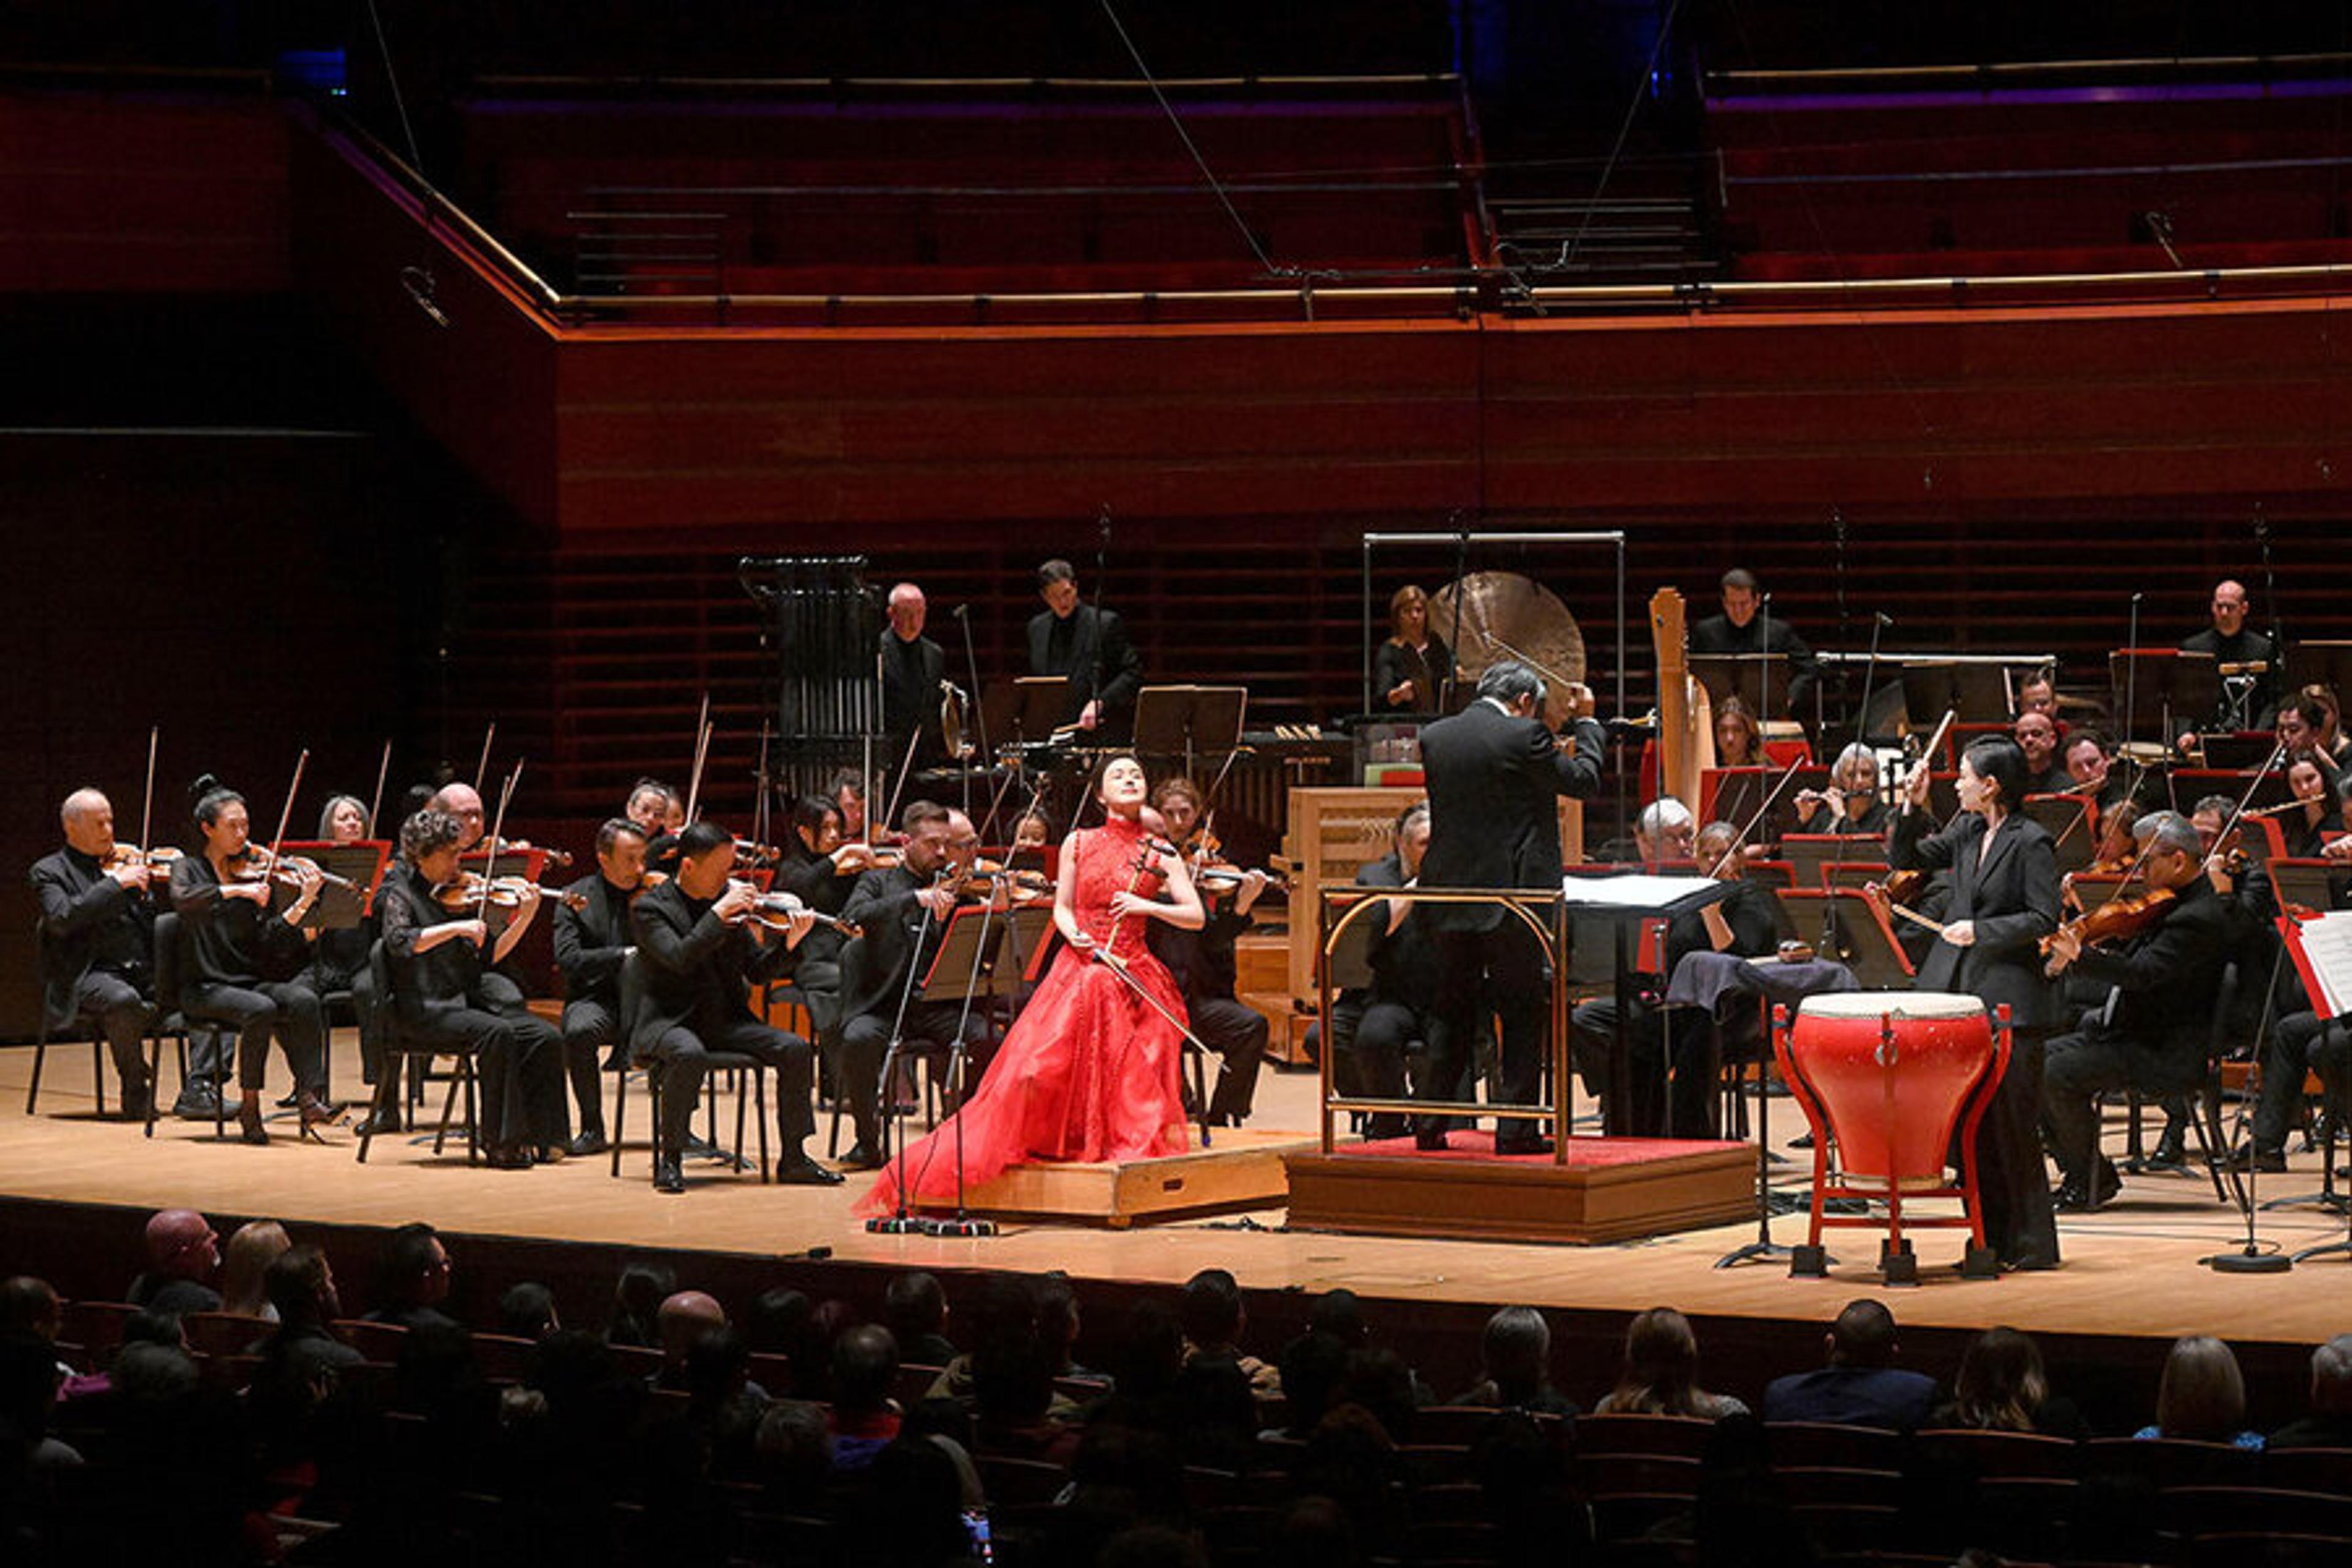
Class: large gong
1427,571,1588,728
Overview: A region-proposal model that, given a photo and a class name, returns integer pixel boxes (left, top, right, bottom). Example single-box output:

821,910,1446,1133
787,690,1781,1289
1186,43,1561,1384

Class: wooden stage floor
4,1038,2349,1350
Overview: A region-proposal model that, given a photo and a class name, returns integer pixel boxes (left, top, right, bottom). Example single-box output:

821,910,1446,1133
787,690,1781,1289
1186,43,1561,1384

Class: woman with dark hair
1373,584,1455,713
1882,734,2063,1270
1713,697,1766,769
170,778,334,1144
1592,1307,1746,1419
1929,1326,2085,1437
774,792,874,1089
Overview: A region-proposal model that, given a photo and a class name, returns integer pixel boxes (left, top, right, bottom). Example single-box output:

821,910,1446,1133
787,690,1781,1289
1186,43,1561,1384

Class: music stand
1012,676,1074,742
2022,796,2098,874
1897,662,2016,725
2110,648,2218,740
2292,640,2352,704
1133,684,1247,781
275,839,393,930
1691,654,1789,718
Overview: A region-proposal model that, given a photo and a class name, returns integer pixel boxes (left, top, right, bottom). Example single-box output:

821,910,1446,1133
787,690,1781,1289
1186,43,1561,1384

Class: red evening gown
859,815,1193,1213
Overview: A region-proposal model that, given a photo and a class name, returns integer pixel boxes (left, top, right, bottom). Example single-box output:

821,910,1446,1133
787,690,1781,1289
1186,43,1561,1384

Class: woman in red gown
860,755,1204,1213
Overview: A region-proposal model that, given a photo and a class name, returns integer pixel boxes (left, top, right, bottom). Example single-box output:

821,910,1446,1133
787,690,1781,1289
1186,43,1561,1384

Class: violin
723,882,860,937
970,858,1054,896
434,872,588,911
470,834,572,868
2038,886,2177,958
231,846,357,894
102,845,183,875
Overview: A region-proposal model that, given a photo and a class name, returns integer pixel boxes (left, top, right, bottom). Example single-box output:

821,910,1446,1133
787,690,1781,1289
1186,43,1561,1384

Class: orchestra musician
1011,809,1054,858
1713,697,1768,768
2016,671,2060,721
2278,755,2344,859
1415,661,1608,1155
836,801,992,1170
429,781,545,1008
2178,578,2280,742
1572,815,1779,1139
2278,687,2352,770
1373,584,1457,714
1687,568,1819,722
878,581,949,776
1882,734,2062,1270
2060,729,2151,821
630,820,839,1192
550,816,652,1157
1026,558,1144,736
775,792,880,1096
828,767,870,844
1333,801,1436,1142
1793,743,1891,836
30,788,161,1122
369,809,568,1165
293,794,375,1112
625,779,676,837
2040,812,2233,1212
170,778,334,1145
2013,712,2069,797
1145,777,1265,1128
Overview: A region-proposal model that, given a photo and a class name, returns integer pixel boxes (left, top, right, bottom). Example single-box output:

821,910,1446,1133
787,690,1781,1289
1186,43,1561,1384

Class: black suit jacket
554,873,635,1008
880,629,948,766
1025,604,1144,728
627,878,797,1054
1418,702,1607,932
29,847,154,1030
1358,851,1439,1008
2065,875,2233,1073
2181,625,2280,729
1888,809,2061,1031
839,865,952,1021
1689,612,1819,718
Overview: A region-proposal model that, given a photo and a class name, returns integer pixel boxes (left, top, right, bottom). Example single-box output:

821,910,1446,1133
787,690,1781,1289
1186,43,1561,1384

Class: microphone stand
1855,612,1891,756
924,880,1005,1238
1830,508,1853,745
955,604,987,826
2124,592,2143,758
865,875,946,1235
1438,516,1472,712
2254,503,2288,714
1080,508,1113,738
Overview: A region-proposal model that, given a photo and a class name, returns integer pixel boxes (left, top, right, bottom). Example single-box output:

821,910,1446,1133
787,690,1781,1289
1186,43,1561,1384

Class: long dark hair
189,775,244,831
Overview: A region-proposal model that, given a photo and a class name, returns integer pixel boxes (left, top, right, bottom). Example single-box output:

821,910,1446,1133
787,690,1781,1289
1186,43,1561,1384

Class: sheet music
1558,874,1724,912
2290,909,2352,1016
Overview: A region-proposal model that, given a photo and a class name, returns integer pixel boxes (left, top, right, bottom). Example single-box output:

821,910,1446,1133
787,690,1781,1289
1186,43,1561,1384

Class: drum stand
1717,1000,1808,1268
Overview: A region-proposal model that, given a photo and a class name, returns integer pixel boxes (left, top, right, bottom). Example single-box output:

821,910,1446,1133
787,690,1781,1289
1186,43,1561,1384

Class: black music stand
1558,874,1738,1137
273,840,393,930
1894,662,2017,726
2022,796,2098,874
1691,654,1790,719
2293,640,2352,706
2110,647,2218,741
1133,684,1247,782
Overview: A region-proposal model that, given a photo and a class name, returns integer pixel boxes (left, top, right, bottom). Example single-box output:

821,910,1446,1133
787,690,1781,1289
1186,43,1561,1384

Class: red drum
1787,991,1995,1191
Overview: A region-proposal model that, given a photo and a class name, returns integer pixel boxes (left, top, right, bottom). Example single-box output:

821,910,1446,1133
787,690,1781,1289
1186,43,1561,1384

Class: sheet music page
1558,874,1724,912
2294,909,2352,1016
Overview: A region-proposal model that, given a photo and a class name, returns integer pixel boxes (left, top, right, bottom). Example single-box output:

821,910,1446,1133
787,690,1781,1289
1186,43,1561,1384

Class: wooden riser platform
1285,1132,1757,1245
911,1128,1314,1227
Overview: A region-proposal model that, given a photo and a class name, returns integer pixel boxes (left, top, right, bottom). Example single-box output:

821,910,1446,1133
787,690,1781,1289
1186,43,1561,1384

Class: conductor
1414,661,1608,1155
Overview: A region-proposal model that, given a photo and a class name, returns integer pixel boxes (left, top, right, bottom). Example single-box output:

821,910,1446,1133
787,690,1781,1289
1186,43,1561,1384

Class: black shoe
1362,1116,1411,1142
565,1131,610,1158
1414,1128,1451,1152
682,1134,726,1161
2056,1159,2121,1212
2226,1143,2288,1174
119,1084,153,1124
838,1142,886,1171
354,1110,403,1138
275,1090,301,1110
654,1156,686,1194
2149,1128,2188,1169
777,1153,846,1186
174,1086,232,1121
483,1145,535,1170
1790,1131,1816,1150
1495,1133,1555,1158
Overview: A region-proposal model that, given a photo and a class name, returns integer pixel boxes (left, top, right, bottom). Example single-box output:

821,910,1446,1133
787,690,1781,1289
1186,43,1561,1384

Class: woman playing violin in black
170,778,336,1145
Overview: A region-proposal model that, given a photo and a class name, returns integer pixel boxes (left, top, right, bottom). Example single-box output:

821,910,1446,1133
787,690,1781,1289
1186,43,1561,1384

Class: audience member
1453,1305,1578,1417
1760,1299,1936,1431
2136,1335,2263,1449
1926,1326,2085,1438
886,1270,959,1366
217,1218,290,1321
606,1259,677,1348
126,1207,222,1315
827,1324,903,1472
498,1281,561,1341
2269,1334,2352,1449
365,1221,456,1330
654,1289,728,1390
1593,1306,1747,1419
1180,1268,1280,1404
0,1276,62,1343
249,1245,364,1459
1273,1331,1351,1440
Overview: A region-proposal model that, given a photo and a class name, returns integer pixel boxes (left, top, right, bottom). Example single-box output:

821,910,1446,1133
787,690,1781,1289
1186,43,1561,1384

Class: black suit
1025,603,1144,734
630,878,815,1161
1417,701,1607,1146
29,846,157,1097
2043,876,2233,1189
880,628,949,774
554,872,637,1137
837,865,991,1153
1147,891,1265,1126
1337,851,1439,1139
1888,807,2062,1265
2181,624,2280,730
1689,611,1819,720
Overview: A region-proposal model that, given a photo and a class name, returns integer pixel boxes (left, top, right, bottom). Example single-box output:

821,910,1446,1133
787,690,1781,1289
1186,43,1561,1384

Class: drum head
1799,989,1981,1021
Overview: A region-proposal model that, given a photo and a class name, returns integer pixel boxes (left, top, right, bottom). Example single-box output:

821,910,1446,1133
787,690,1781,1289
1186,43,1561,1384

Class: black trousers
1188,995,1267,1126
408,1004,567,1151
2043,1020,2203,1184
72,969,157,1090
184,978,326,1093
648,1018,815,1159
1423,921,1548,1139
1336,995,1425,1139
2253,1010,2352,1153
839,1001,989,1152
790,960,844,1091
1571,995,1732,1139
1973,1029,2060,1266
562,998,620,1136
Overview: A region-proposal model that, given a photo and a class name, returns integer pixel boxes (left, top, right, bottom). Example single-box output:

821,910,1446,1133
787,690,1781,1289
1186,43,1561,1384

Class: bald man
127,1208,222,1316
879,581,949,783
30,789,164,1121
430,781,543,1014
2181,578,2280,738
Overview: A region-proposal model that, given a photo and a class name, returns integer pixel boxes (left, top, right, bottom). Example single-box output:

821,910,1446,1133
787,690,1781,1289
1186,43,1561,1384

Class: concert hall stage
3,1041,2348,1419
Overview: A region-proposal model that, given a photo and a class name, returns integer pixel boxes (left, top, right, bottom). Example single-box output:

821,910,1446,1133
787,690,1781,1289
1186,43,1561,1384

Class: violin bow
752,720,772,848
472,722,496,794
257,748,309,891
137,725,159,858
475,760,522,924
366,739,392,839
1707,755,1808,879
681,693,713,826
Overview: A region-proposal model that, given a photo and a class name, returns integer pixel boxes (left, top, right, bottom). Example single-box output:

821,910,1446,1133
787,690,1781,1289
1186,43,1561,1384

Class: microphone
1875,611,1895,628
951,604,970,620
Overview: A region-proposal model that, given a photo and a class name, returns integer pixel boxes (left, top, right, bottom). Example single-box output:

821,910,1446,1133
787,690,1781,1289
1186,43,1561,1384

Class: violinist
549,817,650,1157
2013,712,2068,797
295,794,379,1107
1572,818,1780,1139
2061,729,2152,823
1145,777,1265,1128
828,767,870,843
835,802,992,1169
169,778,334,1145
1792,743,1891,837
29,788,160,1121
775,793,880,1098
1882,734,2061,1269
1011,809,1054,859
625,778,676,837
368,809,568,1165
878,581,949,776
429,781,545,1008
631,820,836,1192
1373,584,1458,714
2041,812,2233,1212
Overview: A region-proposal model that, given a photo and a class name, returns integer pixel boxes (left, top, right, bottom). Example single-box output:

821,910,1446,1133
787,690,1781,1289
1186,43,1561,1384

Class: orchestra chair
2108,960,2237,1205
140,911,219,1140
608,952,771,1187
355,940,478,1166
25,916,142,1120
